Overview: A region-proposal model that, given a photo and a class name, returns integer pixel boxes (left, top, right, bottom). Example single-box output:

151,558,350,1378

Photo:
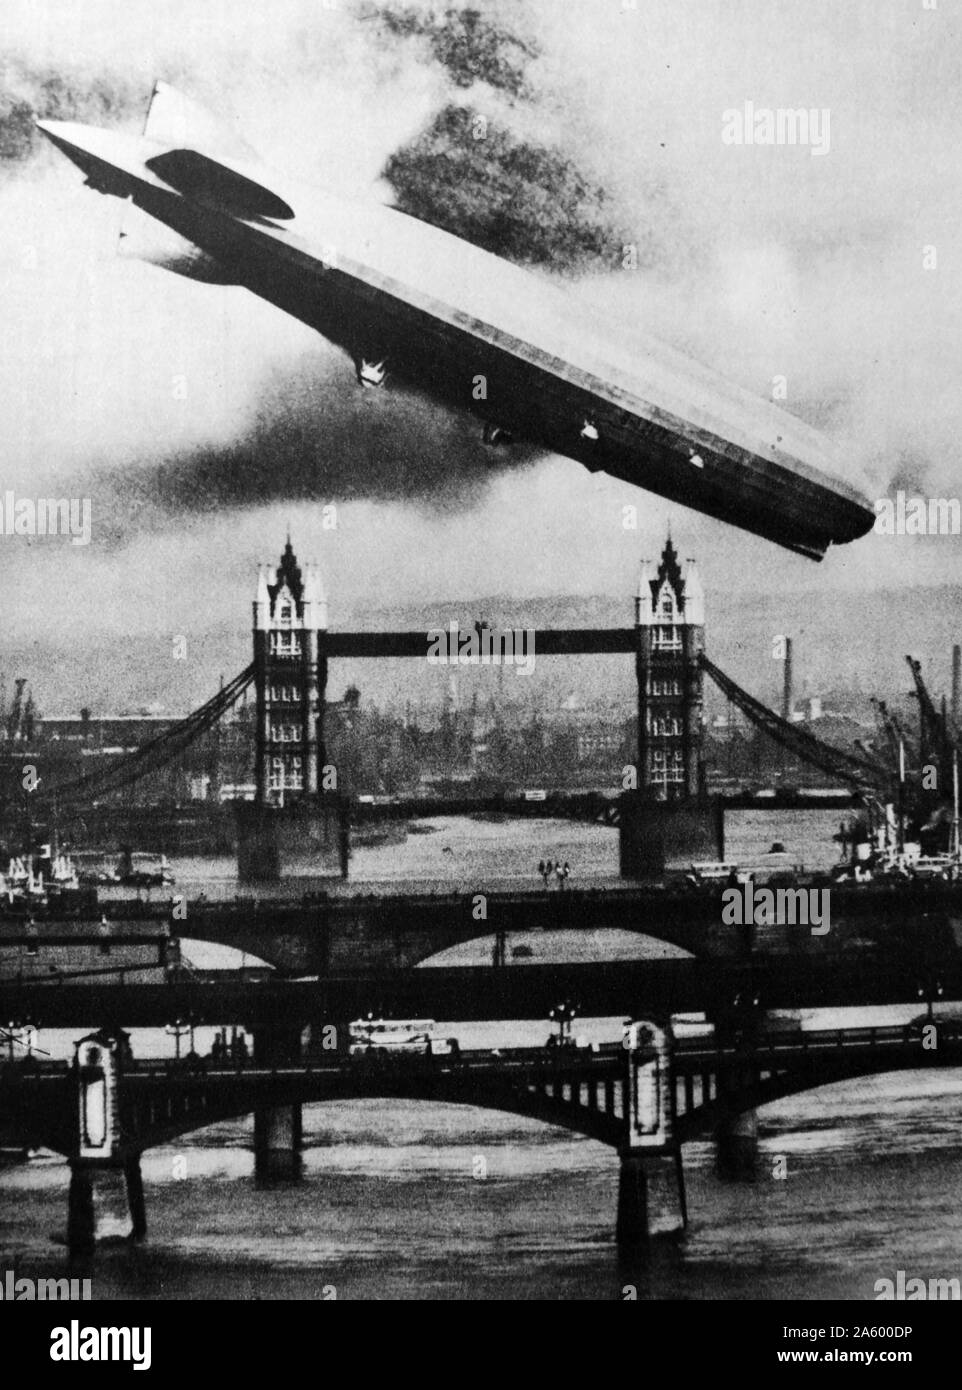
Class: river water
3,810,961,1301
165,805,849,901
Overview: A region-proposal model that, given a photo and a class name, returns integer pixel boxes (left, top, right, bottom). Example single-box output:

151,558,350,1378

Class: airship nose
35,117,79,145
35,118,95,170
35,118,137,198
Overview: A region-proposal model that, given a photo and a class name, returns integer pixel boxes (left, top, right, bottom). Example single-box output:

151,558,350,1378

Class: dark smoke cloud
372,5,648,275
384,103,632,273
368,4,537,98
82,352,543,545
0,58,146,166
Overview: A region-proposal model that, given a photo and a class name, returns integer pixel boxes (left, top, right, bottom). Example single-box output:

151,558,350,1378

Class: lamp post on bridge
165,1018,193,1061
918,980,943,1024
547,1001,578,1050
731,990,761,1042
3,1020,36,1063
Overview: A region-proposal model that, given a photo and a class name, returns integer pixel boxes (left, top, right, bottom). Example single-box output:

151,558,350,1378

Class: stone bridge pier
709,998,764,1181
714,1064,759,1181
617,1022,687,1246
252,1025,305,1181
67,1030,147,1256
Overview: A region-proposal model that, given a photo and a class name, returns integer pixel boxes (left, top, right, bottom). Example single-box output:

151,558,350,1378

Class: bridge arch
414,926,694,969
179,890,715,976
130,1081,625,1152
8,1062,629,1158
673,1050,957,1141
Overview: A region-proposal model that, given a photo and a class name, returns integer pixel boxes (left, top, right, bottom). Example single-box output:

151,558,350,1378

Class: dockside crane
870,698,899,776
906,656,956,786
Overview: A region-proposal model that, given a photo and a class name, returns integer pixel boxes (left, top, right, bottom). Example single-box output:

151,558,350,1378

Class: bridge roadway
4,951,962,1028
172,876,962,973
349,789,858,824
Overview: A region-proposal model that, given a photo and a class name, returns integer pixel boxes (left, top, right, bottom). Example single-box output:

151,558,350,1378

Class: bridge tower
621,536,722,876
252,537,327,805
634,534,705,800
237,538,347,883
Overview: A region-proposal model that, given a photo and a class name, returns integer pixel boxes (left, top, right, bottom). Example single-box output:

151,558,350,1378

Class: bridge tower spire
622,536,720,877
241,539,346,883
252,540,328,806
634,535,706,801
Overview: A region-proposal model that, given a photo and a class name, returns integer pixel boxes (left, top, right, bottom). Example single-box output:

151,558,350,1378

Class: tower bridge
30,533,892,886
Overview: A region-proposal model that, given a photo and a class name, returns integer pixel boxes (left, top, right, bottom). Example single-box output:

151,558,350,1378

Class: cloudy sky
2,0,961,711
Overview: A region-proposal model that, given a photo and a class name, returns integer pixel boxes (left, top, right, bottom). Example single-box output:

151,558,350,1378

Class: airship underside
36,84,876,559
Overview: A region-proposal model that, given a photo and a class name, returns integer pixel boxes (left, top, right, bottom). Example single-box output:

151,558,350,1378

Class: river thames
3,811,960,1300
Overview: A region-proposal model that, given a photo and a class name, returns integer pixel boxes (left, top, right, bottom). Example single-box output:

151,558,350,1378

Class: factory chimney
952,644,961,729
781,637,794,723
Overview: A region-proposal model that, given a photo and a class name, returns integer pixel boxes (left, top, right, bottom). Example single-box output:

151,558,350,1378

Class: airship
37,82,875,559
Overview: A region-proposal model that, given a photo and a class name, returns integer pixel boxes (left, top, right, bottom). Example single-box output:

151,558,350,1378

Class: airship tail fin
139,81,296,221
142,80,259,165
117,80,260,280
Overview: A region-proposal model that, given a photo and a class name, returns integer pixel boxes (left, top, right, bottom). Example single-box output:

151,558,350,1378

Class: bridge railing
675,1023,942,1061
0,1044,625,1082
3,1026,951,1088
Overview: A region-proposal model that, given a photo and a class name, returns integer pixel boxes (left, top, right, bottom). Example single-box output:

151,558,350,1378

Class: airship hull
37,101,876,559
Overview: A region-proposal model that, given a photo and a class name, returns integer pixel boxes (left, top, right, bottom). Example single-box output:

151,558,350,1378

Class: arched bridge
4,1020,960,1257
180,887,720,973
177,876,962,974
7,1023,956,1159
3,1048,632,1155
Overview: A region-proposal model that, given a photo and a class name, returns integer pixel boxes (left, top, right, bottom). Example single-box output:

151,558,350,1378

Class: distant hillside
9,586,962,720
